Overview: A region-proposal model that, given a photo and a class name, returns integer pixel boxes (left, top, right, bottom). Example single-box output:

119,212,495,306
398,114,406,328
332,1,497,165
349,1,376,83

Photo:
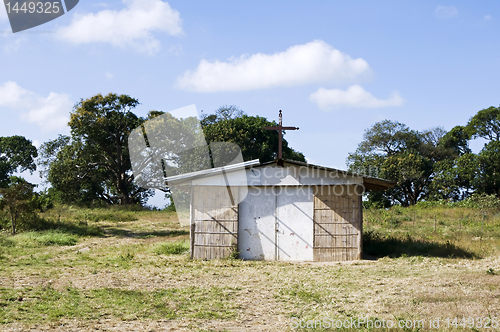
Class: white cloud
309,85,404,110
56,0,183,54
435,6,458,19
177,40,371,92
0,81,72,131
0,81,29,108
105,72,114,80
20,93,73,131
484,15,492,21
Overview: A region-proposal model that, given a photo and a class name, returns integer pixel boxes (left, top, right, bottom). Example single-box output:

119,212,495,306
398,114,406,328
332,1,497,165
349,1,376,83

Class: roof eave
256,158,395,190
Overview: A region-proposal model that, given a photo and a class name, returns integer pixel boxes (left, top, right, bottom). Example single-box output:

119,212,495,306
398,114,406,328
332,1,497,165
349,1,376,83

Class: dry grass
0,207,499,331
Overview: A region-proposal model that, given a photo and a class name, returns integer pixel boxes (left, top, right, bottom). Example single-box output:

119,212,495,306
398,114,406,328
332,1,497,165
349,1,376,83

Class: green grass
16,230,79,246
362,205,500,258
56,207,139,223
1,205,500,330
151,240,190,255
0,285,238,323
0,235,14,259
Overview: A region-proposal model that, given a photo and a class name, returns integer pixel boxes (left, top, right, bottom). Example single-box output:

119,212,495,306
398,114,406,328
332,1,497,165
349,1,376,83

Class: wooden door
191,186,238,259
313,185,362,261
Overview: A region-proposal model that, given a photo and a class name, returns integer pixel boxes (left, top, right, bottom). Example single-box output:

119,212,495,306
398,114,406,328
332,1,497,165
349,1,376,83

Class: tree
475,141,500,196
0,136,37,188
0,177,36,234
425,107,500,199
466,106,500,141
129,110,211,191
461,106,500,196
40,93,151,206
348,120,454,206
439,125,471,157
382,151,433,206
354,120,421,156
201,106,306,163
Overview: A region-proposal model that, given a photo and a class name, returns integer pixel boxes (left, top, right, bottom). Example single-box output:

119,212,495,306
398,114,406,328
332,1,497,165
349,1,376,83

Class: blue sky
1,1,499,206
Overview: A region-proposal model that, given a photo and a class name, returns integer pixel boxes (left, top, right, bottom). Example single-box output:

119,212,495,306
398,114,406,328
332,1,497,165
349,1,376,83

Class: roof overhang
256,159,395,191
165,159,260,184
164,158,395,191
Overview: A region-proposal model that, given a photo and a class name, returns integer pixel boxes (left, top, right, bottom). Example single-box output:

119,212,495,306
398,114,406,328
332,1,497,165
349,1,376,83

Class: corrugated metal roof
165,158,395,190
255,159,395,190
165,159,260,183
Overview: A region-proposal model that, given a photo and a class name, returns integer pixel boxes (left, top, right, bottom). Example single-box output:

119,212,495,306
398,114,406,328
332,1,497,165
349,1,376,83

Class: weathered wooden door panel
313,185,362,261
191,186,238,259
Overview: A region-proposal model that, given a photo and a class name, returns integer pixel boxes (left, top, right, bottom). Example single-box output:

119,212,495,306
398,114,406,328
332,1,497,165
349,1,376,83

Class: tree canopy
348,105,500,206
348,120,454,206
40,93,151,206
41,100,307,206
37,95,500,208
0,176,36,234
201,105,306,163
0,136,37,188
466,106,500,141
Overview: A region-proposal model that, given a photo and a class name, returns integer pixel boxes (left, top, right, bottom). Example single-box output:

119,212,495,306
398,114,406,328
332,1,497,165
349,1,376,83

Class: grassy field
0,205,499,331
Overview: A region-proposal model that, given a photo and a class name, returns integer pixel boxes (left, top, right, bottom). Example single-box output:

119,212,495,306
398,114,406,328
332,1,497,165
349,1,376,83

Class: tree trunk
11,212,16,235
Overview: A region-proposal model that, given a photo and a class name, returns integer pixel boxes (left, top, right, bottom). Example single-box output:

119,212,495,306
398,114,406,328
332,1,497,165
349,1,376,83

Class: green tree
0,136,37,188
129,110,210,190
382,151,433,206
0,177,36,234
201,106,306,163
348,120,453,206
462,106,500,196
440,125,471,157
466,106,500,141
40,93,152,206
476,141,500,196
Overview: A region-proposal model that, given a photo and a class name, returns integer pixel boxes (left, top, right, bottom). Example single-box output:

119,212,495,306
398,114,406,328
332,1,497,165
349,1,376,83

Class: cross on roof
263,110,299,159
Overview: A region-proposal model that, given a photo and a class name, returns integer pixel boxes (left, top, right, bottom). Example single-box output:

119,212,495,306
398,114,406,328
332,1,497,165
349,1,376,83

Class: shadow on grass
102,227,189,239
34,218,104,237
363,230,478,259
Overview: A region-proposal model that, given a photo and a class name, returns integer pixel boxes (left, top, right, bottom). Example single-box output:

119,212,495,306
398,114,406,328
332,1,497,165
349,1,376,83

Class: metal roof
165,158,395,191
165,159,260,184
255,159,395,191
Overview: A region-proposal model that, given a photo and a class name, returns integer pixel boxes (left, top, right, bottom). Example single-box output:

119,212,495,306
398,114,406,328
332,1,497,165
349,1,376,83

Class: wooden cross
263,110,299,159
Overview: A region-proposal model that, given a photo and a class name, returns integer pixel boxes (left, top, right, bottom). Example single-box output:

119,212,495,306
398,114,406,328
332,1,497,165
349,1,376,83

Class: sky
1,1,499,207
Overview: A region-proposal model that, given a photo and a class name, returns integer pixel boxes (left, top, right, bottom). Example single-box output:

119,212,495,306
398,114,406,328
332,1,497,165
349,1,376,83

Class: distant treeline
1,93,499,233
348,106,500,207
0,93,306,233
